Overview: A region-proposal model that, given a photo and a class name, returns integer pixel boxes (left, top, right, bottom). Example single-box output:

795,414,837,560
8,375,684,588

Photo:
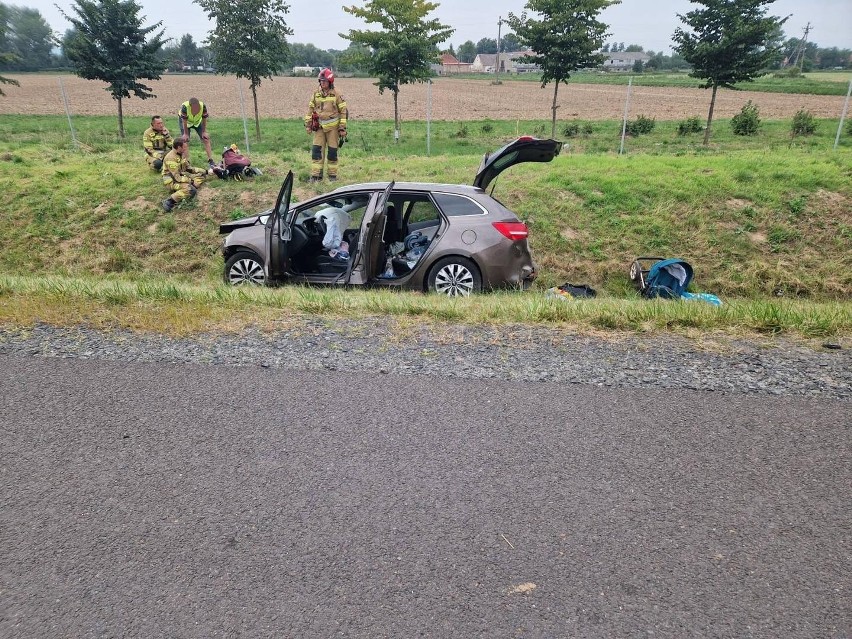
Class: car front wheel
224,251,265,286
427,256,481,297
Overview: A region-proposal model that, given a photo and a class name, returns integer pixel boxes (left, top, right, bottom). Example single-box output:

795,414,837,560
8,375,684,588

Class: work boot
162,198,175,212
328,176,338,182
208,158,216,167
309,175,322,183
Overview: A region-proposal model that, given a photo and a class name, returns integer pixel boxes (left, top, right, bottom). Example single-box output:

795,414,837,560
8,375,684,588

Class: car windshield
295,194,371,227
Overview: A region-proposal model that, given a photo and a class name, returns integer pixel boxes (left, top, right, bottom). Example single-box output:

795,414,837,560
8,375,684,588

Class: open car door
349,182,394,285
264,170,294,283
473,137,563,191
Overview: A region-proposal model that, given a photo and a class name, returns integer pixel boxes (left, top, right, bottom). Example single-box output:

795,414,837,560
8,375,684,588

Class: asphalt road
1,355,849,638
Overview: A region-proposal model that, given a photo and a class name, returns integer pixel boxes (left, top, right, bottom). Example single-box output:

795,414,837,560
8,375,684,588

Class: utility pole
494,16,502,81
793,22,812,71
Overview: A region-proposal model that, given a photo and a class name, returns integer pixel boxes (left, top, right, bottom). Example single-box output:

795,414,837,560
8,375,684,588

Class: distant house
471,51,539,74
601,52,650,71
292,65,319,76
505,51,539,73
471,53,497,73
437,53,472,75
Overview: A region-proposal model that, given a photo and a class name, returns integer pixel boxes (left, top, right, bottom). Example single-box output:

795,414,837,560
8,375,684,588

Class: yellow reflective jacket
143,126,173,157
161,148,199,184
304,88,348,131
180,100,208,129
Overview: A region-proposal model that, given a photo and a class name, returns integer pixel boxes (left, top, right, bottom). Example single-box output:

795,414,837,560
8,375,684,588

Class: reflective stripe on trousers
310,127,340,178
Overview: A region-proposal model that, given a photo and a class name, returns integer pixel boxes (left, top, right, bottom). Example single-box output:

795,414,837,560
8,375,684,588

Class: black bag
557,282,597,298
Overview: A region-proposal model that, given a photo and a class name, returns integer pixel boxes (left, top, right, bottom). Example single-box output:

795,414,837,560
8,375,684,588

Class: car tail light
492,221,529,241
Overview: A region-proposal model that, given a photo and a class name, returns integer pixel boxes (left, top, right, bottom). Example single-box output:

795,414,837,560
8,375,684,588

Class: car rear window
433,193,486,217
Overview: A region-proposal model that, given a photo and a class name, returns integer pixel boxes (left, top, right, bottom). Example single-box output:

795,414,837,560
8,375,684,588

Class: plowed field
1,74,847,121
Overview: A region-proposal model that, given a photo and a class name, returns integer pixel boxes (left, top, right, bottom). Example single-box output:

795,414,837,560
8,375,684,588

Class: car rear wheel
224,251,265,286
427,256,481,297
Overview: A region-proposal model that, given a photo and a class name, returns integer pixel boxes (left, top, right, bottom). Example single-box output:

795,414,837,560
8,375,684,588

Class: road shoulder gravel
0,321,849,400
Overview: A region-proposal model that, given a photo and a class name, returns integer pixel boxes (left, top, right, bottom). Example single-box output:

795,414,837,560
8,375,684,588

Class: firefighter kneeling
161,136,208,212
305,68,348,182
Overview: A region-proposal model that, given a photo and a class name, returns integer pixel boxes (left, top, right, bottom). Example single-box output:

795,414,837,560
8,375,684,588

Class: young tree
194,0,292,142
342,0,453,142
505,0,619,139
59,0,166,138
673,0,788,145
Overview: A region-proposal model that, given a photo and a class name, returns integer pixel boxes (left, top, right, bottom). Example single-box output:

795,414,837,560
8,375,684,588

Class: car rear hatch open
473,136,563,191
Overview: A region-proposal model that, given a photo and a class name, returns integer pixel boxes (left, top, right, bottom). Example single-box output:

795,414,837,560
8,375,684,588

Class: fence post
58,77,79,149
834,76,852,151
619,76,633,155
426,79,432,156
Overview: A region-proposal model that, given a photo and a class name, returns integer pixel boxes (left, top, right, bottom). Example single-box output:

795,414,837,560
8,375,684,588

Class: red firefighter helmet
318,68,335,85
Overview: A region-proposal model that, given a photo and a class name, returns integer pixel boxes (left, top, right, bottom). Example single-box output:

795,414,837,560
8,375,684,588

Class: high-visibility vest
181,100,206,128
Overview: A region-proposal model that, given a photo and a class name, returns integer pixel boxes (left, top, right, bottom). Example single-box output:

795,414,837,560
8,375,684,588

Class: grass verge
1,274,849,340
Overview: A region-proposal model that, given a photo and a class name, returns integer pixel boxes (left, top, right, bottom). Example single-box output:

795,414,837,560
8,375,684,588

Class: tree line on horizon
1,0,850,147
0,0,849,75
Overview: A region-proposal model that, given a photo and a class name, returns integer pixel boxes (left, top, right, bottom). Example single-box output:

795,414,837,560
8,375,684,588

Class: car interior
288,195,369,275
381,195,443,279
286,192,444,278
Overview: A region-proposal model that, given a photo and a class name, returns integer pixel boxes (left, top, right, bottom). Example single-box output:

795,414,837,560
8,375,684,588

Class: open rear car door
473,137,563,191
264,170,294,282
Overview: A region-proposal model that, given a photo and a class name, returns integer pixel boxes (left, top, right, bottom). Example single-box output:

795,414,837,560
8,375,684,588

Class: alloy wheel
228,256,264,285
434,262,475,296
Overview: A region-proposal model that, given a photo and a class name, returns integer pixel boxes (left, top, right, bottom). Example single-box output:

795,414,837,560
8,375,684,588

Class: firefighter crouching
161,136,208,212
143,115,173,171
305,68,348,182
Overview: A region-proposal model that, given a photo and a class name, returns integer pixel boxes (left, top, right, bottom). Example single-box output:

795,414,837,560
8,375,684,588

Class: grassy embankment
0,115,849,339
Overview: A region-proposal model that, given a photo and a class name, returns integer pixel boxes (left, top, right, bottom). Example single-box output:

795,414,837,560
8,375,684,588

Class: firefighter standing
179,97,215,167
161,136,208,212
305,68,348,182
142,115,173,171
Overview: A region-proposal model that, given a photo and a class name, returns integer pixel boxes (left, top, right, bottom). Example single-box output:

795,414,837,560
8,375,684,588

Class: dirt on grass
2,74,848,121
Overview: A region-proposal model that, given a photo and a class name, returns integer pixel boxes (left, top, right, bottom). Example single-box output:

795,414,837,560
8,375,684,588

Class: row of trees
0,4,61,71
3,0,850,74
0,0,848,148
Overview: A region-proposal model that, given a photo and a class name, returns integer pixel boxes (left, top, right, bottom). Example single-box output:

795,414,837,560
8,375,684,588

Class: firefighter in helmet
304,68,348,182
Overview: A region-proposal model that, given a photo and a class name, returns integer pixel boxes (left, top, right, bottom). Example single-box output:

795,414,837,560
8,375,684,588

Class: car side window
405,199,441,226
432,192,486,217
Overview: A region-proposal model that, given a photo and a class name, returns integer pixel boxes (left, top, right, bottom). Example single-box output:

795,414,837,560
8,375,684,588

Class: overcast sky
26,0,852,54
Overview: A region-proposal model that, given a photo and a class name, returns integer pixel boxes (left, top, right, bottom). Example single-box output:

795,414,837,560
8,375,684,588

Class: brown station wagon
220,136,562,296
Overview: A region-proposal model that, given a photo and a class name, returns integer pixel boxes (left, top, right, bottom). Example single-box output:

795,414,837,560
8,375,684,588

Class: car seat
383,204,405,244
